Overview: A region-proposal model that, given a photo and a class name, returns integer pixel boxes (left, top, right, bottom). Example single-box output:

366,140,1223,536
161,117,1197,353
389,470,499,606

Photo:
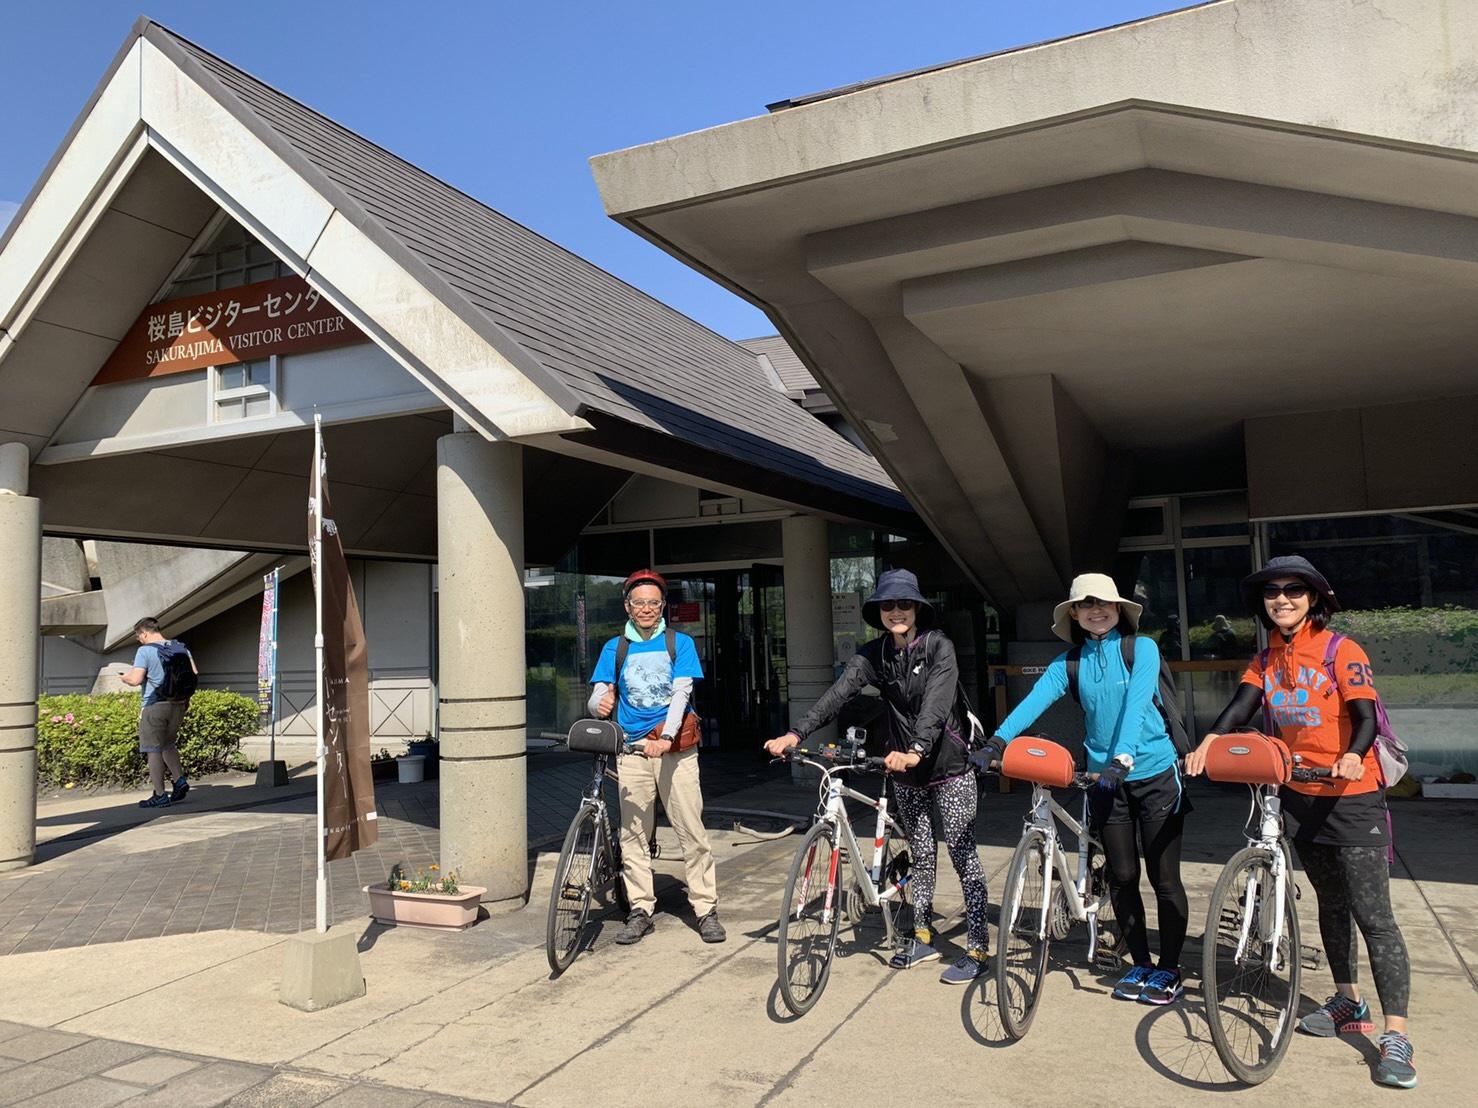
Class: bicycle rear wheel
546,805,600,975
1202,846,1301,1085
997,829,1052,1040
777,821,842,1016
1087,842,1127,972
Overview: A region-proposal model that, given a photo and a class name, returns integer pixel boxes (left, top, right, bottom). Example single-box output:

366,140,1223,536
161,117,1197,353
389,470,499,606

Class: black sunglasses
879,599,916,612
1262,584,1310,600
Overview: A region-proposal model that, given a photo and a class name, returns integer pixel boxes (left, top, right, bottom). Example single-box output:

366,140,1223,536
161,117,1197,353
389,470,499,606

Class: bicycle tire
996,829,1052,1040
546,804,600,975
777,821,842,1017
1087,842,1127,971
1202,845,1301,1085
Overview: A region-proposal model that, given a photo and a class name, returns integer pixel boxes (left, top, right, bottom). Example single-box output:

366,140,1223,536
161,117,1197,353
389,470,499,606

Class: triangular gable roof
0,18,907,518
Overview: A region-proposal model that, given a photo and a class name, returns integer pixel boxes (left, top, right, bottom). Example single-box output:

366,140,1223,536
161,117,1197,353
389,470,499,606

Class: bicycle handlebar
1290,765,1335,783
780,745,889,772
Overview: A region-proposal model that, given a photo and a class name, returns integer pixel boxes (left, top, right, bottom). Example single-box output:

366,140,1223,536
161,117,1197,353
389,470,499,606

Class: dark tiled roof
147,25,906,515
737,335,820,395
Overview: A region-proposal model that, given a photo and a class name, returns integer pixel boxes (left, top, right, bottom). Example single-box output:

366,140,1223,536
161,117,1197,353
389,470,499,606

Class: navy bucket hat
862,568,936,630
1241,555,1341,614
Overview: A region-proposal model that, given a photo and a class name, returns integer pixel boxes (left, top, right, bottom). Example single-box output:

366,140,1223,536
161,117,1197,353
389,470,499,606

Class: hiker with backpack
118,616,197,809
976,573,1193,1006
588,569,724,946
765,568,992,985
1184,555,1416,1089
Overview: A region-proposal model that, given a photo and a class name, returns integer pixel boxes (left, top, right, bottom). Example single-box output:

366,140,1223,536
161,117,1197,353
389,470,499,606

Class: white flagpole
313,414,327,934
269,567,280,769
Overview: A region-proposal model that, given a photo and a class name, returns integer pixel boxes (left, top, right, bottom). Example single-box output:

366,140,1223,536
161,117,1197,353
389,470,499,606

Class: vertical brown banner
310,456,379,860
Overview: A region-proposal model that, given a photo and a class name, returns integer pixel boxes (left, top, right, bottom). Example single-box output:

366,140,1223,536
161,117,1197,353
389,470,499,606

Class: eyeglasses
1262,584,1310,600
879,600,915,612
1071,597,1115,611
626,598,664,610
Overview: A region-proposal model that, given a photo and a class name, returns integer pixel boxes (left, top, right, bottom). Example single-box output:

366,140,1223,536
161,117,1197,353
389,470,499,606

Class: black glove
1096,755,1132,792
968,735,1007,774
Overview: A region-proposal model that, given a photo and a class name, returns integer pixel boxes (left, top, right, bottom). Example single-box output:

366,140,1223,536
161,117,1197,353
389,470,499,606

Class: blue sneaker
1112,964,1155,1000
1375,1031,1417,1089
1138,968,1184,1006
1299,993,1374,1037
939,951,989,984
889,937,941,969
170,775,190,803
138,792,171,809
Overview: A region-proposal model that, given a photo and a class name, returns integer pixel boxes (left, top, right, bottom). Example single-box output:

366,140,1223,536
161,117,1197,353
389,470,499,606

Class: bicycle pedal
1300,944,1323,970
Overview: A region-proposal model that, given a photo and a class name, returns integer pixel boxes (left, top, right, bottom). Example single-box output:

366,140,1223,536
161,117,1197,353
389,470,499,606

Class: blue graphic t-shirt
590,627,703,738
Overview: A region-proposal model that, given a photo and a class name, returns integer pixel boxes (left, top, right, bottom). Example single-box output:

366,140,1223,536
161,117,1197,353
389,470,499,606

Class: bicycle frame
1008,779,1109,956
1231,785,1293,972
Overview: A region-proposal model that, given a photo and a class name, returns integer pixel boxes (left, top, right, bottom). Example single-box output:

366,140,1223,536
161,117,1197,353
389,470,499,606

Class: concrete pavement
0,766,1471,1104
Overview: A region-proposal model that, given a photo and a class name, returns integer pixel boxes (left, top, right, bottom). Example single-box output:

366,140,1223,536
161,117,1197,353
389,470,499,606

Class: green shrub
37,689,260,788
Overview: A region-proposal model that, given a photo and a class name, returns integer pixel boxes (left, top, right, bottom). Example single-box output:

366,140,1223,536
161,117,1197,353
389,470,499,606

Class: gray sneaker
615,909,654,945
888,937,941,969
1375,1032,1417,1089
698,909,726,944
939,953,989,984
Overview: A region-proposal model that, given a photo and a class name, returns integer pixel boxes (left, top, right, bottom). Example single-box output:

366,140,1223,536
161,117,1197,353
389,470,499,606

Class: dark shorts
139,701,187,753
1280,786,1390,846
1088,764,1192,828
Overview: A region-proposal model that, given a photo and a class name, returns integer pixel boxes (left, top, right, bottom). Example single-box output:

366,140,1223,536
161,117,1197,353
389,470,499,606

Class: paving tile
0,1063,78,1105
15,1075,143,1107
0,1031,92,1063
225,1072,349,1106
316,1083,427,1107
101,1053,202,1085
42,1038,150,1076
0,1024,35,1044
116,1061,271,1107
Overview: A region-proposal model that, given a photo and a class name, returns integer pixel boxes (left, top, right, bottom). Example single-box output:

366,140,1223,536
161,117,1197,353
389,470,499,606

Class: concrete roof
592,0,1478,606
736,336,819,395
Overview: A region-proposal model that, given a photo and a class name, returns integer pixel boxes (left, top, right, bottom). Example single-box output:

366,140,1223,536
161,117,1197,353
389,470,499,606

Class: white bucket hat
1051,572,1143,643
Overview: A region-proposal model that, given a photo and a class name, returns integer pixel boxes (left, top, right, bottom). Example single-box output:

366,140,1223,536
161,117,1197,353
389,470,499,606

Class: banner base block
256,760,290,788
279,925,366,1012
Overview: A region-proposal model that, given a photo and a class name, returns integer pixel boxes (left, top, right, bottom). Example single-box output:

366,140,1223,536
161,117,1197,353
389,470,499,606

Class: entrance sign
257,567,280,739
93,276,366,386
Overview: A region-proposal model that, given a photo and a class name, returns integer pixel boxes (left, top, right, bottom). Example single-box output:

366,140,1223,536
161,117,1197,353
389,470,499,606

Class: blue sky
1,0,1177,340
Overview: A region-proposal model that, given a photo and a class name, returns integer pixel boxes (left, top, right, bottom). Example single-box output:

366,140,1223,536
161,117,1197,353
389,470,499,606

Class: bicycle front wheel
997,829,1053,1040
546,805,601,975
1202,845,1302,1085
777,821,843,1017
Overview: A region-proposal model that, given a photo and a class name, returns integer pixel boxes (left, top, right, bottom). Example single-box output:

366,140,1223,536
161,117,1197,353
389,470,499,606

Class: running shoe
170,775,190,803
1299,993,1374,1037
615,908,654,945
138,792,171,809
888,937,941,969
1375,1031,1417,1089
939,951,989,984
1138,968,1184,1006
1112,963,1154,1000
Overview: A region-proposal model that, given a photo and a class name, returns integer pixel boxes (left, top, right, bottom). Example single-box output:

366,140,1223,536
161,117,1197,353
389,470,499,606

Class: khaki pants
617,746,718,917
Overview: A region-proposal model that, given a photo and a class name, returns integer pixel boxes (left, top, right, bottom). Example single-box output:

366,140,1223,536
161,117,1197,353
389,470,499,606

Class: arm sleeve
1108,636,1161,762
587,683,611,716
907,635,960,757
661,677,694,737
1345,699,1377,757
1209,682,1264,735
995,656,1069,741
793,651,879,739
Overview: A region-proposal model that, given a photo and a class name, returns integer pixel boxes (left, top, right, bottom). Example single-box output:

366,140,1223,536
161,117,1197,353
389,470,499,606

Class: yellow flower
399,881,410,891
429,864,439,871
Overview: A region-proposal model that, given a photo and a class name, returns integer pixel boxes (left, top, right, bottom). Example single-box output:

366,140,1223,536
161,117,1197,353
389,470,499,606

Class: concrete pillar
0,444,40,873
782,515,836,742
436,434,526,910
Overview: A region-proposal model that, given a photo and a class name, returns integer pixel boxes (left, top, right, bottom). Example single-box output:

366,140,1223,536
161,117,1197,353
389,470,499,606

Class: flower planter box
1423,782,1478,799
371,760,397,782
364,883,486,930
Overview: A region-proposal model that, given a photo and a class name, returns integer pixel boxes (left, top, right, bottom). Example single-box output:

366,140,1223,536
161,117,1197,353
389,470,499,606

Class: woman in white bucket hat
973,572,1192,1007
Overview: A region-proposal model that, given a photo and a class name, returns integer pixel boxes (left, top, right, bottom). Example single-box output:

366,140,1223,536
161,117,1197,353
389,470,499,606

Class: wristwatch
659,734,676,745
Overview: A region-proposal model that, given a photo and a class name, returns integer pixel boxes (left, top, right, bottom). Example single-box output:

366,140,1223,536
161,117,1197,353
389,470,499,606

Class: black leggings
1099,813,1189,970
1294,842,1410,1019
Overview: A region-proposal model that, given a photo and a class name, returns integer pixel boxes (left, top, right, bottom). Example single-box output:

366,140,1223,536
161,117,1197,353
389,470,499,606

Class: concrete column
782,515,836,742
436,434,526,910
0,443,40,873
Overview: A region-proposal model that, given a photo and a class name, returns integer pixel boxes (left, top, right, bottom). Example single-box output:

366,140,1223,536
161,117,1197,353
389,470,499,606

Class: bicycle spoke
778,824,842,1016
997,832,1051,1040
547,807,600,973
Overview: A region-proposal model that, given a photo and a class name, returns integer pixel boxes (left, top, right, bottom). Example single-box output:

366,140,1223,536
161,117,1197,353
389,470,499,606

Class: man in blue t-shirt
119,616,196,809
589,569,722,945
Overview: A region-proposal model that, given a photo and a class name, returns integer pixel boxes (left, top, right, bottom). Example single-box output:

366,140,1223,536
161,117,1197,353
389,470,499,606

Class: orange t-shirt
1240,625,1380,796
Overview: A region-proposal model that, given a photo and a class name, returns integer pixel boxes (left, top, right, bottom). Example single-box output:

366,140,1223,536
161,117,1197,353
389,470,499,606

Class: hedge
37,689,260,788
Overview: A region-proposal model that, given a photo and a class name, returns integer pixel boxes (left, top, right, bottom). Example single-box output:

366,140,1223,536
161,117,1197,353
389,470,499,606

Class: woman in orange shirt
1185,556,1415,1090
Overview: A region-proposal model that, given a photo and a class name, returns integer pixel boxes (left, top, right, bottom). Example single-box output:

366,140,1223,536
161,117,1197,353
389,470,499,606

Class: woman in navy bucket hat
1186,555,1417,1089
765,569,991,985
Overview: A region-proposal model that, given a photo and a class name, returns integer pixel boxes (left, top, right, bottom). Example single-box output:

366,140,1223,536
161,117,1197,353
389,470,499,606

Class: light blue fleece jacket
996,629,1175,781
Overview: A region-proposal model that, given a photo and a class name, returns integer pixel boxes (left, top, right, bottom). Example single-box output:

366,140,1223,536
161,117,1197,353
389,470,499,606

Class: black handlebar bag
567,718,627,755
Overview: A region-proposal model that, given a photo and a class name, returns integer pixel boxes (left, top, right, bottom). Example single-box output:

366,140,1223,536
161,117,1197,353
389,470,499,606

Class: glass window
218,365,246,391
1184,545,1256,661
212,360,273,423
160,217,286,301
1115,549,1180,659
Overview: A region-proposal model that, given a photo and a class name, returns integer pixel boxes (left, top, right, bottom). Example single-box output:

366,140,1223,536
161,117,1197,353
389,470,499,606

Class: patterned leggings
894,776,990,952
1294,842,1411,1019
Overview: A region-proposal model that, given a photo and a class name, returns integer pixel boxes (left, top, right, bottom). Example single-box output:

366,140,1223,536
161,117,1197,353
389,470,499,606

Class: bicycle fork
1234,796,1290,971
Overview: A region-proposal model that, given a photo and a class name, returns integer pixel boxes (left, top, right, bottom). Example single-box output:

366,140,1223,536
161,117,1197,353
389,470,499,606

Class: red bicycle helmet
623,568,667,597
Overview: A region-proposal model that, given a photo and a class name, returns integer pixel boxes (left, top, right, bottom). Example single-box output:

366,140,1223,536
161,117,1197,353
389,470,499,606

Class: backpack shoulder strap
614,636,630,677
1120,634,1137,673
665,626,677,662
1066,646,1082,703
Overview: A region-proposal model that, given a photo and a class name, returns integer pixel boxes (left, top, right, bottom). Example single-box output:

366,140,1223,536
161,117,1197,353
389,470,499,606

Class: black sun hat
1240,555,1341,614
862,568,937,630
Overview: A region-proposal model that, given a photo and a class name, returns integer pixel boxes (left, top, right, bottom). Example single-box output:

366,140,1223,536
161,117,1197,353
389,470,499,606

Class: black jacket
794,630,969,786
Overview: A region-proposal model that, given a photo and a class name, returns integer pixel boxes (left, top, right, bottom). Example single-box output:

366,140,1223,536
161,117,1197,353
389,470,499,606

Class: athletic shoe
170,775,190,803
1375,1031,1417,1089
698,909,726,944
1299,993,1374,1037
138,792,171,809
888,937,941,969
939,951,989,984
1112,964,1155,1000
615,908,654,945
1138,968,1184,1006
